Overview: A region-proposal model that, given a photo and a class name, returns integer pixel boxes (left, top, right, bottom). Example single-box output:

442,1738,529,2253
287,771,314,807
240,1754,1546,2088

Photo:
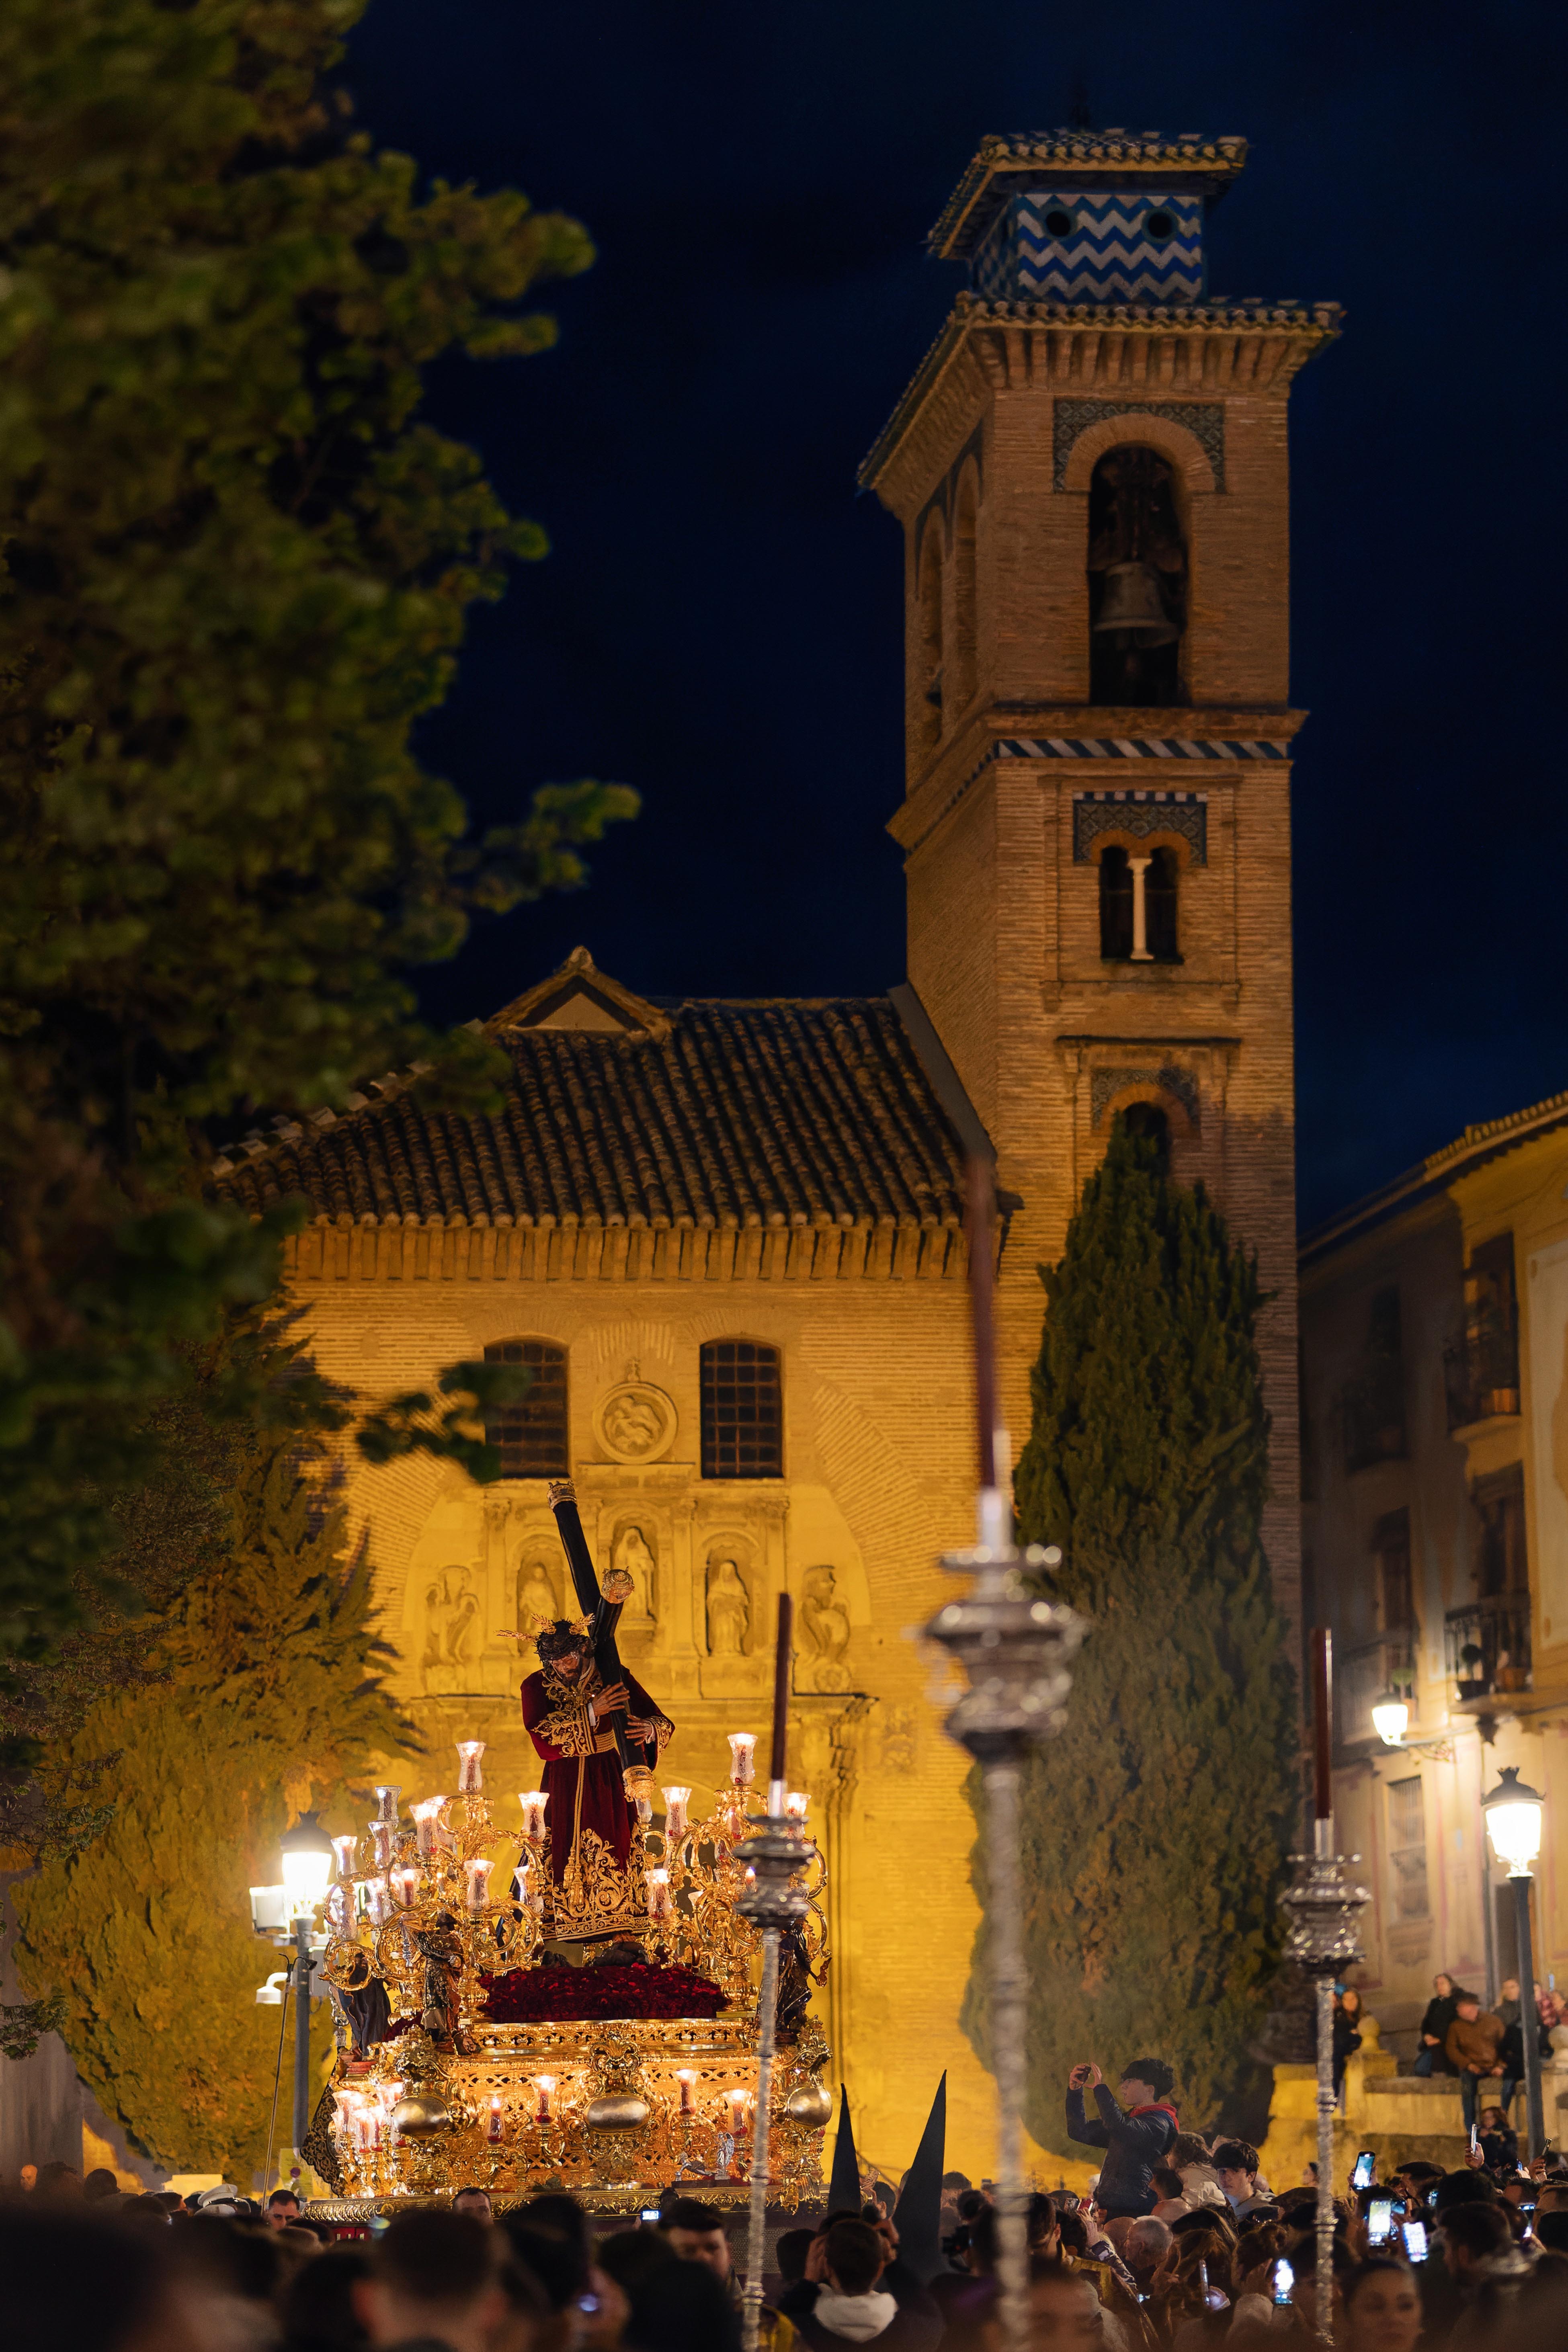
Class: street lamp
273,1813,333,2187
1482,1766,1546,2159
1371,1693,1409,1747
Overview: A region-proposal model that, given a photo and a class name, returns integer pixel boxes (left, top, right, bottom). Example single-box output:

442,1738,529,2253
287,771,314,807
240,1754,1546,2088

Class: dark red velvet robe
521,1661,672,1941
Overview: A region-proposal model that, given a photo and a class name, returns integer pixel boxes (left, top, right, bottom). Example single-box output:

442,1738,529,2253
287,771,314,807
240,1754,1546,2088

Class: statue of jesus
519,1483,673,1944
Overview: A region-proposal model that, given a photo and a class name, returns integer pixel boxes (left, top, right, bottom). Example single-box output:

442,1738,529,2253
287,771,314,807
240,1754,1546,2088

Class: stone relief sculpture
797,1564,851,1692
705,1558,750,1657
515,1554,560,1635
609,1523,657,1631
421,1567,482,1693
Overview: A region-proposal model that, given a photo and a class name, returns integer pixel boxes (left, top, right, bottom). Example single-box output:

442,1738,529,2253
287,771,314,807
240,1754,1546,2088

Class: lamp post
1482,1766,1546,2161
279,1813,334,2169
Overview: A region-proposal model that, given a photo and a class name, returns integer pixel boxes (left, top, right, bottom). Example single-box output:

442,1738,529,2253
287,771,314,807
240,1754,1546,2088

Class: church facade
215,127,1336,2175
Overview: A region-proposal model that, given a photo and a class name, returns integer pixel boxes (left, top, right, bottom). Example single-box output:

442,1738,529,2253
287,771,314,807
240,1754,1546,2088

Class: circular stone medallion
592,1381,677,1465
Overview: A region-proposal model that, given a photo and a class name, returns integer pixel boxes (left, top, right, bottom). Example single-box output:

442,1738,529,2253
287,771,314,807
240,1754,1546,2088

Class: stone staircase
1258,2014,1568,2184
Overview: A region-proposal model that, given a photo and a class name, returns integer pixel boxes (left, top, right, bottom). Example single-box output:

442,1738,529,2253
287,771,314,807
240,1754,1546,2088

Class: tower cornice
930,130,1250,259
860,294,1343,506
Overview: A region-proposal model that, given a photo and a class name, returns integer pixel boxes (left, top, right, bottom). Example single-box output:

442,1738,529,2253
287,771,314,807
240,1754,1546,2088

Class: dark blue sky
344,0,1557,1231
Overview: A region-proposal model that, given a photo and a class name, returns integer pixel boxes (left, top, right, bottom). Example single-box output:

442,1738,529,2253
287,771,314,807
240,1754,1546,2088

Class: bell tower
862,128,1341,1612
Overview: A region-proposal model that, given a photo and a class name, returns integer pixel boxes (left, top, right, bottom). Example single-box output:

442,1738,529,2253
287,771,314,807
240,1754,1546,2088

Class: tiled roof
930,129,1248,259
211,988,973,1235
1299,1085,1568,1270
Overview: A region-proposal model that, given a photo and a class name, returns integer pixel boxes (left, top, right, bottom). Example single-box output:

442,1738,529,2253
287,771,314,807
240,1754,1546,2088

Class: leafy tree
964,1117,1297,2144
0,0,635,1662
8,1406,413,2180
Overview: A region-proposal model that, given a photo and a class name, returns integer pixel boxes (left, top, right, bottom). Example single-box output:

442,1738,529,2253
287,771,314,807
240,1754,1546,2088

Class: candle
727,1732,756,1789
769,1591,793,1813
373,1784,402,1825
390,1866,421,1910
369,1820,393,1871
464,1856,494,1913
662,1786,691,1839
412,1797,443,1859
520,1791,548,1842
362,1876,388,1925
488,2094,504,2145
647,1867,671,1922
332,1833,359,1881
456,1739,486,1795
725,2087,751,2134
676,2067,697,2114
535,2075,555,2121
325,1883,349,1934
785,1791,810,1828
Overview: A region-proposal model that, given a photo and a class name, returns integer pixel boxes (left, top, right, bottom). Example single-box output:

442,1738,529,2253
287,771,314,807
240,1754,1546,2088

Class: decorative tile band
1052,396,1225,491
1091,1063,1201,1129
996,735,1285,760
1072,790,1207,865
973,194,1206,309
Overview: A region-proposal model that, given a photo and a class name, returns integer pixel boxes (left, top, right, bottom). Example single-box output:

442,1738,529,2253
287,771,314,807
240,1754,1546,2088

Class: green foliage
0,1990,68,2061
0,0,635,1658
965,1117,1297,2144
9,1422,413,2176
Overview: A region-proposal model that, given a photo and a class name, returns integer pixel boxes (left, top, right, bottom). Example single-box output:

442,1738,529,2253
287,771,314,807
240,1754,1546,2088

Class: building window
700,1341,783,1479
951,468,978,713
1375,1508,1415,1639
1340,1287,1406,1471
915,529,943,750
1087,444,1187,707
483,1339,569,1477
1098,842,1179,962
1445,1233,1520,1428
1387,1774,1429,1921
1474,1463,1528,1598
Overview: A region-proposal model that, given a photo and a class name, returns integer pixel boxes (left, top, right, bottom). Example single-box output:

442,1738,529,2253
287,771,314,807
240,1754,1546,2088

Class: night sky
342,0,1557,1232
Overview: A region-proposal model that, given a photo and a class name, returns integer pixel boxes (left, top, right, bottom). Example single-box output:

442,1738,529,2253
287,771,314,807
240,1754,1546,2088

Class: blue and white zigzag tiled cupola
927,128,1248,306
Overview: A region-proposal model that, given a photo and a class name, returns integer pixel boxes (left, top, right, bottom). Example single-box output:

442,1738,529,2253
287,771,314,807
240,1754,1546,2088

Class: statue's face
554,1649,582,1679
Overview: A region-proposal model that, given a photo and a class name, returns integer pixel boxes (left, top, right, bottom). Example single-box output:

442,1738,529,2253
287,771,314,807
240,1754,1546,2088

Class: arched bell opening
1087,444,1188,707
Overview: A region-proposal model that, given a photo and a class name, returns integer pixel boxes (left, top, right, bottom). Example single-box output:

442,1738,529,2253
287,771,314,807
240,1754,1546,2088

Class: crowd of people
10,2042,1568,2352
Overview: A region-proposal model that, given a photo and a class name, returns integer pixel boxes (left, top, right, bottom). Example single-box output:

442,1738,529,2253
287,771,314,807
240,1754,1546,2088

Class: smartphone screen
1368,2197,1394,2244
1352,2149,1376,2189
640,2208,660,2224
1469,2124,1479,2155
1271,2258,1294,2305
1402,2220,1429,2264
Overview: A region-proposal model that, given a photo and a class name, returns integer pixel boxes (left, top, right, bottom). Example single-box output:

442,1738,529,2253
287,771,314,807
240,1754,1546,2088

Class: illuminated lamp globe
1371,1695,1410,1748
1482,1765,1545,1875
280,1811,335,1912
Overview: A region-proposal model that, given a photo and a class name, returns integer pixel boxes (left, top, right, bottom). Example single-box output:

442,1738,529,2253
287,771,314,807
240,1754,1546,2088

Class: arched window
915,528,943,750
950,471,978,713
700,1341,783,1479
1087,445,1187,707
1145,846,1180,961
1099,842,1181,962
484,1338,568,1477
1121,1101,1170,1172
1099,846,1133,958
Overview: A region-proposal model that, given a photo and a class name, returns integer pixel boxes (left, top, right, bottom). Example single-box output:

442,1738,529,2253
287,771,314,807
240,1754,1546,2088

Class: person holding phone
1064,2058,1179,2218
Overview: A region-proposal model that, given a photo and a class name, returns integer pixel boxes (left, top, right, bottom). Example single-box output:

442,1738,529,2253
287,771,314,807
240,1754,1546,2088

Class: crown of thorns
534,1613,593,1662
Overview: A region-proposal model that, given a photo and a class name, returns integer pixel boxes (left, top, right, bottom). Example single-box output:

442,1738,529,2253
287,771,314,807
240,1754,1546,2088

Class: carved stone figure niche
699,1535,767,1698
514,1551,562,1639
608,1520,658,1642
795,1564,852,1693
420,1566,484,1695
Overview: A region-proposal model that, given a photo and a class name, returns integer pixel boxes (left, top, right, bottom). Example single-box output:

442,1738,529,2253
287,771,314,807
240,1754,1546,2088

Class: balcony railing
1336,1632,1418,1746
1445,1593,1532,1701
1444,1316,1521,1429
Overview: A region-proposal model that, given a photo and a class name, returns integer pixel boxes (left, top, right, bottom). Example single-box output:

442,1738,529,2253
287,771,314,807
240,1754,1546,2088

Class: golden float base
327,2011,831,2210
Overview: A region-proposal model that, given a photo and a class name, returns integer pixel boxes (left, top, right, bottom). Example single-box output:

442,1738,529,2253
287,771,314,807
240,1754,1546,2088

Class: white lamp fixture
1482,1765,1545,1876
1371,1694,1410,1748
248,1885,290,1934
279,1811,335,1912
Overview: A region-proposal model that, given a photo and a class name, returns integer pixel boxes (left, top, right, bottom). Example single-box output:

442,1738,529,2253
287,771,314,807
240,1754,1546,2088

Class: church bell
1092,560,1179,644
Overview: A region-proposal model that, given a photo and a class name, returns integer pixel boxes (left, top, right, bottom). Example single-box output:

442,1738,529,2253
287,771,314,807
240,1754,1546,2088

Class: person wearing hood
789,2220,937,2350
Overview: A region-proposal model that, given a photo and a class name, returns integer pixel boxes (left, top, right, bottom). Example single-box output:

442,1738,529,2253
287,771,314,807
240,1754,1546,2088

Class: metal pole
742,1929,782,2352
262,1961,293,2198
291,1916,312,2158
1477,1739,1498,2009
985,1758,1029,2352
1515,1872,1545,2161
1314,1966,1335,2341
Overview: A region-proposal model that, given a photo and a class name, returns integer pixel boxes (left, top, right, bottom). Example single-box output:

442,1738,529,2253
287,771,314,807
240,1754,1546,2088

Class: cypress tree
963,1116,1297,2144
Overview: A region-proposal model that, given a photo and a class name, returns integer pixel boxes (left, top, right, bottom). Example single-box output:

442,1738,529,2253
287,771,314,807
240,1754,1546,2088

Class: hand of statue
594,1682,629,1717
625,1716,655,1740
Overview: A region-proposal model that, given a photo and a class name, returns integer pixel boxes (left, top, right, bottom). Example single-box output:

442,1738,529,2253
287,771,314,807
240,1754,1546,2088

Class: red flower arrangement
479,1962,728,2024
